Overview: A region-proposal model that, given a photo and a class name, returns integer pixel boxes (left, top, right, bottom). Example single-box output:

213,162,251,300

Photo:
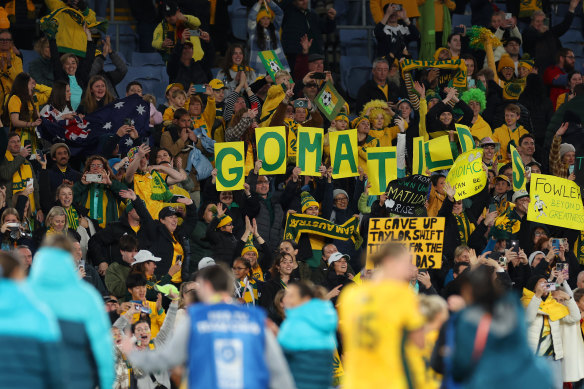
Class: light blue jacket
28,247,114,389
0,279,64,388
278,298,338,351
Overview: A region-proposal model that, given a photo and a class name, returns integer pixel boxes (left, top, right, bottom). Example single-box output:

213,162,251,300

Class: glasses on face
305,83,318,88
225,223,234,227
257,180,269,185
534,231,546,236
335,197,348,202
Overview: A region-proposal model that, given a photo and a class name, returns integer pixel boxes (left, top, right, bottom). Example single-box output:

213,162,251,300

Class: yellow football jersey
339,281,424,389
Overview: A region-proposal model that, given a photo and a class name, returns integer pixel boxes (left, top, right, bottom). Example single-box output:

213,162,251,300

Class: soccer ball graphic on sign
321,91,332,106
268,60,281,73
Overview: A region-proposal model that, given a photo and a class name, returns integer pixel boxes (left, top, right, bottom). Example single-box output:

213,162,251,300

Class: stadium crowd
2,0,584,388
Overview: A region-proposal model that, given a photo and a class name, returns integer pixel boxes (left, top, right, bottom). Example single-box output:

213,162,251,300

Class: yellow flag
527,173,584,230
412,136,427,175
367,147,397,195
255,126,287,175
446,149,486,200
510,145,526,191
297,126,323,176
214,142,245,191
425,135,454,172
329,129,359,178
455,124,475,153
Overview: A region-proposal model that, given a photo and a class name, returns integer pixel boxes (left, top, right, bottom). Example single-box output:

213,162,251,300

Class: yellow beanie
241,235,258,256
217,214,233,229
497,54,515,73
301,191,320,213
256,2,274,23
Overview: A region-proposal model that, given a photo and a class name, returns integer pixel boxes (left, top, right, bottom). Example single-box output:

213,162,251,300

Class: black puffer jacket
139,200,197,280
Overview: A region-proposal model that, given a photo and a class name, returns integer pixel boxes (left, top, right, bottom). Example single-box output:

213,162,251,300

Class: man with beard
544,48,576,110
46,143,81,199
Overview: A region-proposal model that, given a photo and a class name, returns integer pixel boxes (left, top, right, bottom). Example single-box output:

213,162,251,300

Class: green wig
460,88,487,113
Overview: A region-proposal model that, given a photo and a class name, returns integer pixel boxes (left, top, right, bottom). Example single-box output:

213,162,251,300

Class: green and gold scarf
66,206,79,230
400,59,467,88
150,170,174,202
284,213,362,248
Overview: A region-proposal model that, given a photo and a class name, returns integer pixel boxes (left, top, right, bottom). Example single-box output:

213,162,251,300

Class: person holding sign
270,91,323,164
247,0,289,75
353,116,381,175
479,137,500,171
426,87,474,140
438,181,492,260
339,242,425,389
362,100,405,147
246,160,285,254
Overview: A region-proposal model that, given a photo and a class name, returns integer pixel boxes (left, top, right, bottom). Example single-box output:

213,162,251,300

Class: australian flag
38,94,151,156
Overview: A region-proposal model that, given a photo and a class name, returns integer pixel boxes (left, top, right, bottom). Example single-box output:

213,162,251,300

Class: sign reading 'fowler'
366,217,445,269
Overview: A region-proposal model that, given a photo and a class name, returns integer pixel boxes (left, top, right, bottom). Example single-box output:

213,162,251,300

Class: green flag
259,50,285,80
315,81,346,121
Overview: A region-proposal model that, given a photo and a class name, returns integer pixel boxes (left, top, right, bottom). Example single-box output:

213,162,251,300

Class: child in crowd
163,88,188,126
492,104,528,164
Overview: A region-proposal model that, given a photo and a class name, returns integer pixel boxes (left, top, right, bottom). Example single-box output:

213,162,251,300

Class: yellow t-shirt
8,95,38,148
171,237,184,283
338,281,424,389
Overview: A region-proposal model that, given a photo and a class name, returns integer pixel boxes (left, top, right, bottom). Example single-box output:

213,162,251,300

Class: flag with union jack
38,94,150,156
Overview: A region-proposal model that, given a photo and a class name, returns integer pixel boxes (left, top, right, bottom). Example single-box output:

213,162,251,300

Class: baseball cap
165,82,184,95
307,53,325,63
503,37,522,46
512,189,529,202
495,175,511,185
163,1,179,17
159,206,179,220
209,79,227,90
132,250,161,266
328,252,350,266
198,257,216,270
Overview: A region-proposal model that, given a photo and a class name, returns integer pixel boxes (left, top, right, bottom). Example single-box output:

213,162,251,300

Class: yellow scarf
5,151,35,212
251,264,264,281
521,288,569,322
285,118,298,161
259,84,285,127
230,64,254,73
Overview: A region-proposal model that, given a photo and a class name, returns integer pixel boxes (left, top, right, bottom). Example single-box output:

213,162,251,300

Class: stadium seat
107,23,138,64
452,14,471,27
560,29,584,45
117,65,168,104
228,0,248,41
131,52,166,67
339,29,370,58
21,49,40,74
340,55,372,100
